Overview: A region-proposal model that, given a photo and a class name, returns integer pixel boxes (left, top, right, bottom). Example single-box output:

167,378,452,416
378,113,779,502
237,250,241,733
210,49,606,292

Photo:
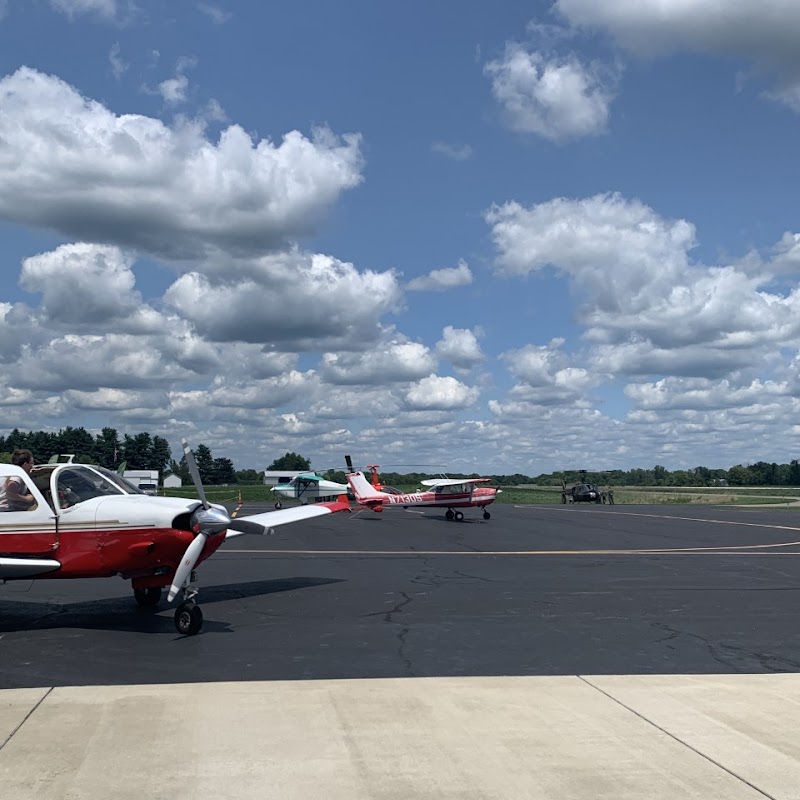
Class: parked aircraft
0,441,350,635
346,468,499,521
561,471,614,504
272,473,350,509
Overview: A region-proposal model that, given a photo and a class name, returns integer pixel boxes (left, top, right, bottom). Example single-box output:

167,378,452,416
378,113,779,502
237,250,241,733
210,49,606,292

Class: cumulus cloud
321,340,436,385
486,192,694,297
163,250,401,348
585,267,800,351
497,339,597,407
20,243,143,326
766,233,800,275
436,326,484,369
405,374,480,410
624,376,792,411
207,370,318,410
13,333,205,392
0,302,38,363
407,259,473,292
0,67,364,260
486,191,800,387
484,43,618,141
555,0,800,111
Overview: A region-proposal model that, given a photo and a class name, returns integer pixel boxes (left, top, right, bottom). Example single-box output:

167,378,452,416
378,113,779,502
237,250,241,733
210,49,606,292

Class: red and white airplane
0,441,350,635
346,465,500,521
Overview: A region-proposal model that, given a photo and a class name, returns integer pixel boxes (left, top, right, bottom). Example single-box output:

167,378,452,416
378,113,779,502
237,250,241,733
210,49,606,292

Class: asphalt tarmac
2,502,800,689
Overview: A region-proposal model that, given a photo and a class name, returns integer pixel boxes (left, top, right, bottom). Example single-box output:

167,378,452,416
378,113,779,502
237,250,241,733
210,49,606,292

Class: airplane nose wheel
173,571,203,635
174,601,203,636
483,510,491,520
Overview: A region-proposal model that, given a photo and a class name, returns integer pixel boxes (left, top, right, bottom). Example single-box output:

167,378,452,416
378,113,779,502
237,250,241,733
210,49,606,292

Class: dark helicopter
561,471,614,504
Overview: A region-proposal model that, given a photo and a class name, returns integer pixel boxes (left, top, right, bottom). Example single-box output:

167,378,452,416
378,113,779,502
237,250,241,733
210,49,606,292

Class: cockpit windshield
94,467,143,494
55,464,135,508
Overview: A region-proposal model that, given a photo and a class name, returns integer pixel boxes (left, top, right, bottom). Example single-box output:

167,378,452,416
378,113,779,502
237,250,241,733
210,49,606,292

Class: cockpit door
0,465,57,556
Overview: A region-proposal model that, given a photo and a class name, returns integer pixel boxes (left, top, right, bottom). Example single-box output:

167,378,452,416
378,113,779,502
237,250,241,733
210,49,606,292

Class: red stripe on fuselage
380,489,497,508
0,527,225,580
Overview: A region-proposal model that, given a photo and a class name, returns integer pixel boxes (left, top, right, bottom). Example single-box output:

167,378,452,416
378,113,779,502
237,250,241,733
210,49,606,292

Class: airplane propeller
167,439,272,602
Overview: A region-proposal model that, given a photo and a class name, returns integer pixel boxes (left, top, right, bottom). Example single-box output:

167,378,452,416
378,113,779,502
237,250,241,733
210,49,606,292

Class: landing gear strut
173,570,204,635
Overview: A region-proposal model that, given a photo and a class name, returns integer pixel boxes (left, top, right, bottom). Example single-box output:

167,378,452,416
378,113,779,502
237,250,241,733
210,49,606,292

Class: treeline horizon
2,428,799,488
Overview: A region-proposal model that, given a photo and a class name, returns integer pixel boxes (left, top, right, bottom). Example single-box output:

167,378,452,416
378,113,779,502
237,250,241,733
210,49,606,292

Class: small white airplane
271,473,350,509
0,441,350,636
346,466,500,521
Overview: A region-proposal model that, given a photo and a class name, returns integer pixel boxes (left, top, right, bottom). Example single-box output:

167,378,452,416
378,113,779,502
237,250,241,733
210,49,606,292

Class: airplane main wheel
274,501,282,509
483,510,491,520
174,601,203,636
445,509,455,520
454,511,464,522
134,587,162,608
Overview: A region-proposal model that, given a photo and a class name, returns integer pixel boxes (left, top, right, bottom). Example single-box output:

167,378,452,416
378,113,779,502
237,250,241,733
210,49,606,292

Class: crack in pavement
651,622,800,672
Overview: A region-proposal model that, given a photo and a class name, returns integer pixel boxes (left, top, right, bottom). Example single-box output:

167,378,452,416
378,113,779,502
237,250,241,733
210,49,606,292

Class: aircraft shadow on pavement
0,576,343,635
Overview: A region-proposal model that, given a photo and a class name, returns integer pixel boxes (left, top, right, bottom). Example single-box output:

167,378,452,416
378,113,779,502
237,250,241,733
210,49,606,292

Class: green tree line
3,429,799,488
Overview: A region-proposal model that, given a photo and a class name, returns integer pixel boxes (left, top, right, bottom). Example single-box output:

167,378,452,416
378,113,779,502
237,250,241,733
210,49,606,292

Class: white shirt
0,475,29,511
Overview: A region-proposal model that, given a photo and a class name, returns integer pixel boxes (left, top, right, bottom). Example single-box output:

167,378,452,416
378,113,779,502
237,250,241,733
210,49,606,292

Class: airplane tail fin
346,471,385,504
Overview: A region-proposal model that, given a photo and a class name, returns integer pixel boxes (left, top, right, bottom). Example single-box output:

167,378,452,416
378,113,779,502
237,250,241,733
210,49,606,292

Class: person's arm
7,478,36,511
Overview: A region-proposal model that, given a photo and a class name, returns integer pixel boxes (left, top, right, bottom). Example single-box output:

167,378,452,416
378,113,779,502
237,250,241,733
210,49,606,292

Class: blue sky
1,0,799,475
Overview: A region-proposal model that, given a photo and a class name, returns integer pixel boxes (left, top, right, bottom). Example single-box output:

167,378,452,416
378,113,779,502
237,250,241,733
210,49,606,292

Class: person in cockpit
0,449,38,511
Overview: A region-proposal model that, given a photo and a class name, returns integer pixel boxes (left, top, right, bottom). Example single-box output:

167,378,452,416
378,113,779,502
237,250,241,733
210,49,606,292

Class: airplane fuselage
0,496,226,587
376,487,497,509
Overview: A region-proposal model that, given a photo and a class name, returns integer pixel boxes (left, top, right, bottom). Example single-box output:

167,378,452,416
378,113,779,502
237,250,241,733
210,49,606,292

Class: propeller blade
168,532,207,602
226,518,273,537
182,439,209,509
345,454,354,473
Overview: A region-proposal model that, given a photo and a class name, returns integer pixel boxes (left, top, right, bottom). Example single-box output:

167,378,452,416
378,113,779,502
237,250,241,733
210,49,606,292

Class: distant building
263,470,306,486
163,474,182,489
122,469,160,495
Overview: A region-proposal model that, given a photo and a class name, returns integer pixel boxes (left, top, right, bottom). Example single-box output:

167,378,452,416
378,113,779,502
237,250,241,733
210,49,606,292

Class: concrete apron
1,674,799,799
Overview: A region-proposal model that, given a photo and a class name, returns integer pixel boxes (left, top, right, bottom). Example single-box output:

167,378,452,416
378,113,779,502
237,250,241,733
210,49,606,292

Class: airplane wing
419,478,491,487
297,473,322,482
224,496,350,539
